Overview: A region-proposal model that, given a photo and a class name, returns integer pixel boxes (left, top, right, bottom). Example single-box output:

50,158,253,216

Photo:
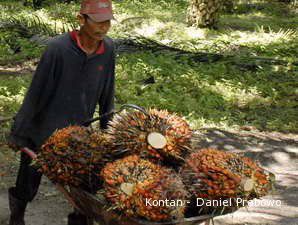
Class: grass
0,73,31,143
116,52,297,131
0,0,297,135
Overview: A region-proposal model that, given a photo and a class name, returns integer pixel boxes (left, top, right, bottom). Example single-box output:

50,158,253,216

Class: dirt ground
0,128,297,225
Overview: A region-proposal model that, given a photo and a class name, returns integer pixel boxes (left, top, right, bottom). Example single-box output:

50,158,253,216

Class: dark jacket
9,31,115,148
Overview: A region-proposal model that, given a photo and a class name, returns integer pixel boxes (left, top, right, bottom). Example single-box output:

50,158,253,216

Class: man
8,0,115,224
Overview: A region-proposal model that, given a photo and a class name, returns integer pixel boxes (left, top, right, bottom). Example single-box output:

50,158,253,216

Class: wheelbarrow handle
82,104,149,126
119,104,148,115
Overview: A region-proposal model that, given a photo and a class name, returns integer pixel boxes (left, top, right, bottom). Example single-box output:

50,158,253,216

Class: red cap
80,0,114,22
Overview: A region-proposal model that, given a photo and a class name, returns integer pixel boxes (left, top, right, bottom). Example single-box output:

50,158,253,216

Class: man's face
79,14,111,41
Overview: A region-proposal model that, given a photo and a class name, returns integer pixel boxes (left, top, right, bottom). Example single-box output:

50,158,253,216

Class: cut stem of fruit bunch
106,108,192,165
100,155,189,222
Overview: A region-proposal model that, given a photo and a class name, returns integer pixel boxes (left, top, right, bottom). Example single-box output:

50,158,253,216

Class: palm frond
0,15,73,38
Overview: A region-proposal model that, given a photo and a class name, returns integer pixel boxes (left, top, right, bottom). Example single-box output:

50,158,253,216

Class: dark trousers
13,147,92,224
14,150,42,202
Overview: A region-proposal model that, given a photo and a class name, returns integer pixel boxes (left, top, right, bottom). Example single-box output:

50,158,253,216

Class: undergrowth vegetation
0,0,297,138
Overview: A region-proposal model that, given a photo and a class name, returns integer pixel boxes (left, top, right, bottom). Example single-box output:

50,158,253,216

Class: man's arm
9,44,59,146
99,49,115,129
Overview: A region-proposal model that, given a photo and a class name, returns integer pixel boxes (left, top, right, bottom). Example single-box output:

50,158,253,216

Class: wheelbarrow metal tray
68,186,213,225
21,145,214,225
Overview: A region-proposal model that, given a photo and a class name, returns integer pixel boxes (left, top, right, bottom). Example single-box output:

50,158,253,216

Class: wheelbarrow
20,104,225,225
21,147,217,225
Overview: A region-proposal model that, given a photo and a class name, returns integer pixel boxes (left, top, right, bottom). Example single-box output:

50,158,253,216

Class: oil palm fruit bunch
101,155,188,222
106,108,192,164
180,148,272,211
36,125,109,186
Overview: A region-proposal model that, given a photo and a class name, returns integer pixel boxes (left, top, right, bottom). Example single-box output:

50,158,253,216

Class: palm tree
186,0,223,28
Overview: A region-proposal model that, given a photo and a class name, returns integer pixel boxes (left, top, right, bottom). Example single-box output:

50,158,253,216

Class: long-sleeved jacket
9,31,115,148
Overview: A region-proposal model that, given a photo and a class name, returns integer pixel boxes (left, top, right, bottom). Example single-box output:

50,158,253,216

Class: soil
0,128,297,225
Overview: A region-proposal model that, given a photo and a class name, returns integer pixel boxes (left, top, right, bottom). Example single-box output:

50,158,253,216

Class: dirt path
0,128,297,225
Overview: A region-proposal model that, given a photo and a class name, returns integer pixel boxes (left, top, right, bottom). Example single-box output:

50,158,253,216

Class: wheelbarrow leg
68,209,94,225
